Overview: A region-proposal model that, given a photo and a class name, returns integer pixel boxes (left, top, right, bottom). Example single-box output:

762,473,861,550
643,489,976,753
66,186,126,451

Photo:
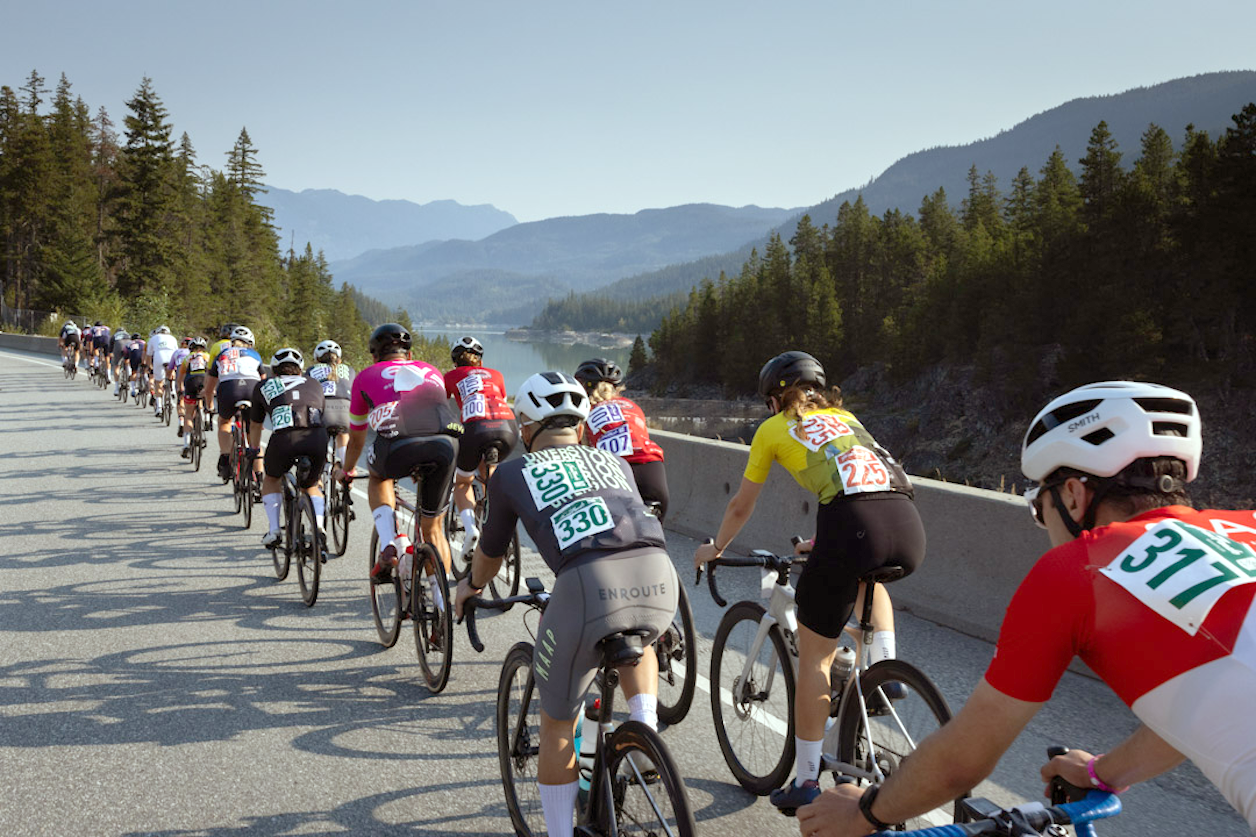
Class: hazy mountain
264,187,517,261
571,70,1256,314
329,203,798,321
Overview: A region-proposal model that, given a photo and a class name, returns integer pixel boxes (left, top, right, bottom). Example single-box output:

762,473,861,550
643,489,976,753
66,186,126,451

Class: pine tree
628,334,648,377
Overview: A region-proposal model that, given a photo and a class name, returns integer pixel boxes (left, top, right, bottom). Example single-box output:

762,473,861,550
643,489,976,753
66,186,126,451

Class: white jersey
146,333,179,368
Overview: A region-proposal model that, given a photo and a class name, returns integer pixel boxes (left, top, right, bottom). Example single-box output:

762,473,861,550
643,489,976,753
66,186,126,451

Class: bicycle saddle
859,565,906,585
235,399,252,409
598,630,651,668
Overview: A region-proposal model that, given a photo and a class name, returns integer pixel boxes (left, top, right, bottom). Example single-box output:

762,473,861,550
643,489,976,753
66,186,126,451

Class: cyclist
126,332,146,400
341,323,458,609
109,326,131,394
797,381,1256,836
89,321,110,378
145,325,179,417
246,348,328,549
692,351,922,814
208,323,238,368
175,338,211,458
202,325,264,482
58,321,81,369
573,357,669,520
167,337,192,430
453,371,679,837
307,339,355,469
444,336,518,561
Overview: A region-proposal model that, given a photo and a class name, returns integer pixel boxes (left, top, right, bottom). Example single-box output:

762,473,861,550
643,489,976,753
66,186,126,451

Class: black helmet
757,351,826,406
573,358,623,389
219,322,239,338
94,320,103,327
369,323,412,359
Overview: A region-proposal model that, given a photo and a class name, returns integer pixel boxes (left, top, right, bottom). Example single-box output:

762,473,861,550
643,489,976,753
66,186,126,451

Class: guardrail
653,428,1047,644
0,333,61,356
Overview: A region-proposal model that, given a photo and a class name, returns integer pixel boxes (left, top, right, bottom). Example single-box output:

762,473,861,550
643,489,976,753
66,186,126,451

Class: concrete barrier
653,428,1049,644
0,333,60,356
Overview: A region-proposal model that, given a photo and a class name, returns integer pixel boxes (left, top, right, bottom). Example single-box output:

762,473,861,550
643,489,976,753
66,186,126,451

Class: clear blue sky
4,1,1254,223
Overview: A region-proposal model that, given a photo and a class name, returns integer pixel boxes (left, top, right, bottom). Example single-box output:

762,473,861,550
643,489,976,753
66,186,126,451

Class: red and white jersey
444,365,514,423
583,397,663,464
986,506,1256,828
348,359,444,433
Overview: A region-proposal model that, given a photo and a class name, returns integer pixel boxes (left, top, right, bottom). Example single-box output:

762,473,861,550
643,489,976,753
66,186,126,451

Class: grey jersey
480,444,666,574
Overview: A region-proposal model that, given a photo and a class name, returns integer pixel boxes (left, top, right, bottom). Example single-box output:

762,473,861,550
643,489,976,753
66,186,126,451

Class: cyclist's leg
451,423,483,538
414,437,458,574
630,459,670,522
260,442,287,544
849,582,897,663
295,429,329,533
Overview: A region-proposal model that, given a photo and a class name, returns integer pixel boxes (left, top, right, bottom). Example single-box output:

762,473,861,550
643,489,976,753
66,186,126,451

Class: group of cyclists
52,315,1256,836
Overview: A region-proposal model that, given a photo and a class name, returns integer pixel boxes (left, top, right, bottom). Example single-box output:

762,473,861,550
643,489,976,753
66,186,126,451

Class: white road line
0,349,65,369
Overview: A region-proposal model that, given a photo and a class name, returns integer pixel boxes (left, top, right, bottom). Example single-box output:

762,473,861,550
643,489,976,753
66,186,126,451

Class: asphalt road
0,348,1247,836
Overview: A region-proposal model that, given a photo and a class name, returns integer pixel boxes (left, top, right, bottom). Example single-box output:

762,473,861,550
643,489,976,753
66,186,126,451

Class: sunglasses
1023,476,1087,529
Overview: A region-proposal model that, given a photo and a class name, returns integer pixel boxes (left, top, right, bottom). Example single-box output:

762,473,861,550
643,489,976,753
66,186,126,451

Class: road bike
323,434,354,557
135,367,150,409
63,354,77,379
161,379,174,426
869,751,1121,836
464,577,697,837
188,401,207,472
701,546,966,829
116,362,129,403
638,500,698,727
366,465,455,693
227,400,257,529
444,445,521,601
265,453,325,607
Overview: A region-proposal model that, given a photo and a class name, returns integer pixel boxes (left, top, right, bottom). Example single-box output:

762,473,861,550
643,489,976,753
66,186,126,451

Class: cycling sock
335,445,347,466
627,693,658,730
182,435,190,449
794,736,823,784
538,779,578,837
263,493,282,533
373,507,397,546
428,575,445,610
871,631,896,663
459,508,477,534
311,495,325,530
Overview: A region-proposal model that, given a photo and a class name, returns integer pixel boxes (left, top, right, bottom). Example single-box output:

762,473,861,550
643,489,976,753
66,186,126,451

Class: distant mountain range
576,71,1256,311
264,187,517,262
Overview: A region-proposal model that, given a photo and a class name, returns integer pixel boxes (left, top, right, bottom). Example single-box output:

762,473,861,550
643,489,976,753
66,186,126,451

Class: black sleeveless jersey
248,374,326,431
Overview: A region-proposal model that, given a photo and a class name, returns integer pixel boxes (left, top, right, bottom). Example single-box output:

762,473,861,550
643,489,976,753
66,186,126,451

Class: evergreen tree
628,334,648,377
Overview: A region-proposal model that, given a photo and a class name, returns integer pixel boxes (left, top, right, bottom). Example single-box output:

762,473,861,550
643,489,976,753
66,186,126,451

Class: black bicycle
265,454,324,607
189,401,207,472
464,578,697,837
227,400,256,528
366,466,455,693
323,433,354,557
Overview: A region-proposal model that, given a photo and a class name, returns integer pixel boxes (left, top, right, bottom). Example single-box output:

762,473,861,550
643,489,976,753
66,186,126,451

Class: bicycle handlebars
459,581,550,653
696,540,797,608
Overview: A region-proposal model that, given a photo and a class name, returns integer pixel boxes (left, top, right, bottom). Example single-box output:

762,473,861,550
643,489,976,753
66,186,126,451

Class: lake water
415,326,633,394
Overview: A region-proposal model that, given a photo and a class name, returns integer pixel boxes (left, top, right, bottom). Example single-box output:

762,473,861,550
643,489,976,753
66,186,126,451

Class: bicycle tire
835,659,964,829
271,478,293,580
191,411,203,471
601,720,697,837
656,581,697,726
368,530,403,647
412,543,453,693
329,468,351,556
294,492,321,607
231,427,243,506
488,530,522,602
118,379,127,403
241,469,254,529
710,600,796,795
497,641,544,837
162,390,173,425
444,491,471,581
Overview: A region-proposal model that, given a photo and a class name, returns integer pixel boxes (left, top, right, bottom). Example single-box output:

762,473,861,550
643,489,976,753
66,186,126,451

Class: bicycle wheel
191,412,203,471
656,582,697,726
163,390,173,425
411,543,453,693
328,470,352,556
835,659,963,828
497,642,544,837
601,720,697,837
368,530,403,647
271,479,293,580
294,493,321,607
487,529,521,602
710,600,796,795
444,496,470,581
241,469,254,529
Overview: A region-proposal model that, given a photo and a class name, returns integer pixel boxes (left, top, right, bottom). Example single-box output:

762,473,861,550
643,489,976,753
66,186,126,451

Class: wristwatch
858,785,894,831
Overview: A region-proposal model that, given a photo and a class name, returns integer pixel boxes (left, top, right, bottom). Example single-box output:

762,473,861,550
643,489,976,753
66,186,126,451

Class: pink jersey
348,359,445,433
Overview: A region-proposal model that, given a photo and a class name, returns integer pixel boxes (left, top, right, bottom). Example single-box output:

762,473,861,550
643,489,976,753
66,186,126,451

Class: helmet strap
1049,484,1086,539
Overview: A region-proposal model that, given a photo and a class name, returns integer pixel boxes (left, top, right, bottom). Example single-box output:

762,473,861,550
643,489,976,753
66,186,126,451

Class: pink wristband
1086,755,1128,794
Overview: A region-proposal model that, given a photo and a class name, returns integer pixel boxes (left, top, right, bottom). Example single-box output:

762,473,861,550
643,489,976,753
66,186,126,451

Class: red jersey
986,506,1256,826
443,365,514,423
584,397,663,464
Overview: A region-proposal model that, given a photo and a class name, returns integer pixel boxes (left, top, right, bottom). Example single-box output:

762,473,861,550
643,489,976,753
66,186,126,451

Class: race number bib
321,380,337,395
550,496,615,551
1100,520,1256,635
596,424,633,458
836,445,891,494
462,394,487,421
261,378,285,402
588,403,627,434
523,459,592,509
793,413,855,452
188,355,206,373
218,349,239,375
272,404,294,431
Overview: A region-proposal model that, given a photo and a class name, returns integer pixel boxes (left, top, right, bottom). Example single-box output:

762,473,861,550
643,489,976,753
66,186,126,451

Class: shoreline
505,327,635,349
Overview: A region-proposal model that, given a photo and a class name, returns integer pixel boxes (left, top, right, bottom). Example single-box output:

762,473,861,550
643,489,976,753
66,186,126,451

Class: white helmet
156,325,171,335
270,347,304,371
65,320,76,329
451,336,485,362
1021,381,1201,483
230,326,255,345
514,372,589,425
314,339,341,362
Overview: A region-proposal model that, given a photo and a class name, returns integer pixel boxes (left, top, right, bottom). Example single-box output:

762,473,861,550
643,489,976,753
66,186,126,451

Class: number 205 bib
1100,520,1256,635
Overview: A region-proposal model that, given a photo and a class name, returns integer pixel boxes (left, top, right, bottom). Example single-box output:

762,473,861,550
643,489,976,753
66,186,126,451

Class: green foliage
0,70,395,372
648,108,1256,400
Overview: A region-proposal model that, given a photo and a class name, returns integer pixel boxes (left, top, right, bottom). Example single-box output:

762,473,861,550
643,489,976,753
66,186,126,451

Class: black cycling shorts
368,434,459,517
795,492,924,639
455,419,519,473
63,334,80,347
216,379,257,419
629,459,669,522
183,375,205,402
264,428,329,486
321,398,350,434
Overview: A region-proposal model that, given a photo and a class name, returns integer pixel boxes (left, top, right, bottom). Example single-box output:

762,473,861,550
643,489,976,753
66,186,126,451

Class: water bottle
830,646,856,687
577,696,598,792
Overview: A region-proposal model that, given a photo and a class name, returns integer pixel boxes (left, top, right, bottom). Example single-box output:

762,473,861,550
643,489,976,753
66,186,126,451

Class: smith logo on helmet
1068,411,1102,433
